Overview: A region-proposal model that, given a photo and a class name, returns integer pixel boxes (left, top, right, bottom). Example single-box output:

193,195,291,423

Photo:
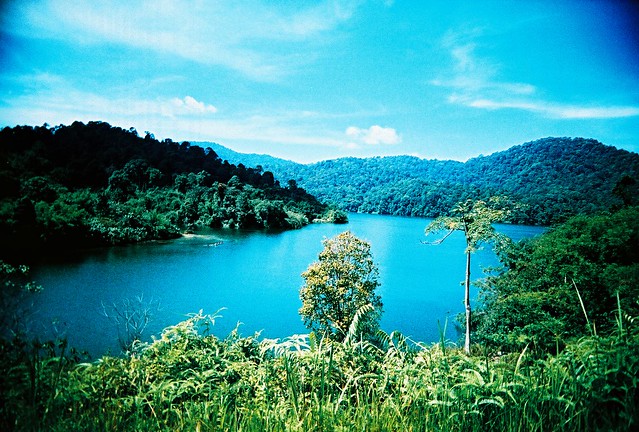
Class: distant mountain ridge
197,138,639,225
199,142,301,176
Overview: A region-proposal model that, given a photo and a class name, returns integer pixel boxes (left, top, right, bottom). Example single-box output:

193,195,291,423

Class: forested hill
202,138,639,225
0,122,344,260
203,142,300,178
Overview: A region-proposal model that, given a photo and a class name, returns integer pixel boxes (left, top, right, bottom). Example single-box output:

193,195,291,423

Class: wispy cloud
0,73,218,124
9,0,361,81
0,73,358,152
551,106,639,119
462,98,639,119
434,29,639,120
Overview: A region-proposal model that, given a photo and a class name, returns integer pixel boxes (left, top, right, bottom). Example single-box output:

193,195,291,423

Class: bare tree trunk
464,251,471,354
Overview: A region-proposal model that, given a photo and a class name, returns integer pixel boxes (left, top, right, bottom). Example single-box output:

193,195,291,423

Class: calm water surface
28,213,544,356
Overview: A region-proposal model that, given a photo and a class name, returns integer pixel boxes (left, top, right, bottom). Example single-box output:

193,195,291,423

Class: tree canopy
213,137,639,226
0,122,346,261
475,205,639,353
299,231,382,341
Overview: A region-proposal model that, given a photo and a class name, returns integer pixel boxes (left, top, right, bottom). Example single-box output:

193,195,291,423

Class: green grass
1,310,638,431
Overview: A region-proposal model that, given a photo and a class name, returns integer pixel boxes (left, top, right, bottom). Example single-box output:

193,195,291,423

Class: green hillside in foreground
204,137,639,225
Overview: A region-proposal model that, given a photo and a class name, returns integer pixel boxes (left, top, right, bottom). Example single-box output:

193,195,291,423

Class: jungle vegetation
208,137,639,226
1,123,637,429
0,122,346,261
0,205,637,430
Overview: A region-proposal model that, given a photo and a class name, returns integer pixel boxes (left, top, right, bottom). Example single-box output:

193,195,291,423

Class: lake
27,213,544,357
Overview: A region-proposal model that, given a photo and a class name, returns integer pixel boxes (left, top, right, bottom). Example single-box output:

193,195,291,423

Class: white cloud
0,74,349,150
550,105,639,119
1,73,220,123
432,40,537,100
10,0,361,81
458,97,639,119
1,73,406,161
434,31,639,120
170,96,218,115
346,125,401,145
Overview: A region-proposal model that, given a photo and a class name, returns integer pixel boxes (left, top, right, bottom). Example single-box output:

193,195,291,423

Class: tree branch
421,229,455,245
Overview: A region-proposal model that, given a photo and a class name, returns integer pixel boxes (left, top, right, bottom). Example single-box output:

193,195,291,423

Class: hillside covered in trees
0,122,345,261
207,138,639,225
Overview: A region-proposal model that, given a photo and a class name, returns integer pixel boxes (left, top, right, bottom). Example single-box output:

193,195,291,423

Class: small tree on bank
299,231,382,341
424,198,509,354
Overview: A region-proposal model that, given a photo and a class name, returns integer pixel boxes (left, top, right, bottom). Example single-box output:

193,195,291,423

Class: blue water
27,214,544,356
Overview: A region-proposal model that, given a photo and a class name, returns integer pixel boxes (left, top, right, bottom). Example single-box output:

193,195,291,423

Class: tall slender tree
424,197,509,354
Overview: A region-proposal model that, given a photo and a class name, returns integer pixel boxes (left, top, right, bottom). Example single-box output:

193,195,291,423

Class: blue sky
1,1,638,163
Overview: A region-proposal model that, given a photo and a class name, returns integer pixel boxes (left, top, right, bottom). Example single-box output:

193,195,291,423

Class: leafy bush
476,206,639,353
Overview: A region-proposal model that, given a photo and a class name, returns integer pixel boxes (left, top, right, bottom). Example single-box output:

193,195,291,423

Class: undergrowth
1,307,638,431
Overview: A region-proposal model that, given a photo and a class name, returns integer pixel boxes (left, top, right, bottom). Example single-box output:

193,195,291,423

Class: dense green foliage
1,208,638,430
0,122,346,260
1,311,637,431
2,127,638,429
476,206,639,353
209,137,639,225
299,232,382,341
